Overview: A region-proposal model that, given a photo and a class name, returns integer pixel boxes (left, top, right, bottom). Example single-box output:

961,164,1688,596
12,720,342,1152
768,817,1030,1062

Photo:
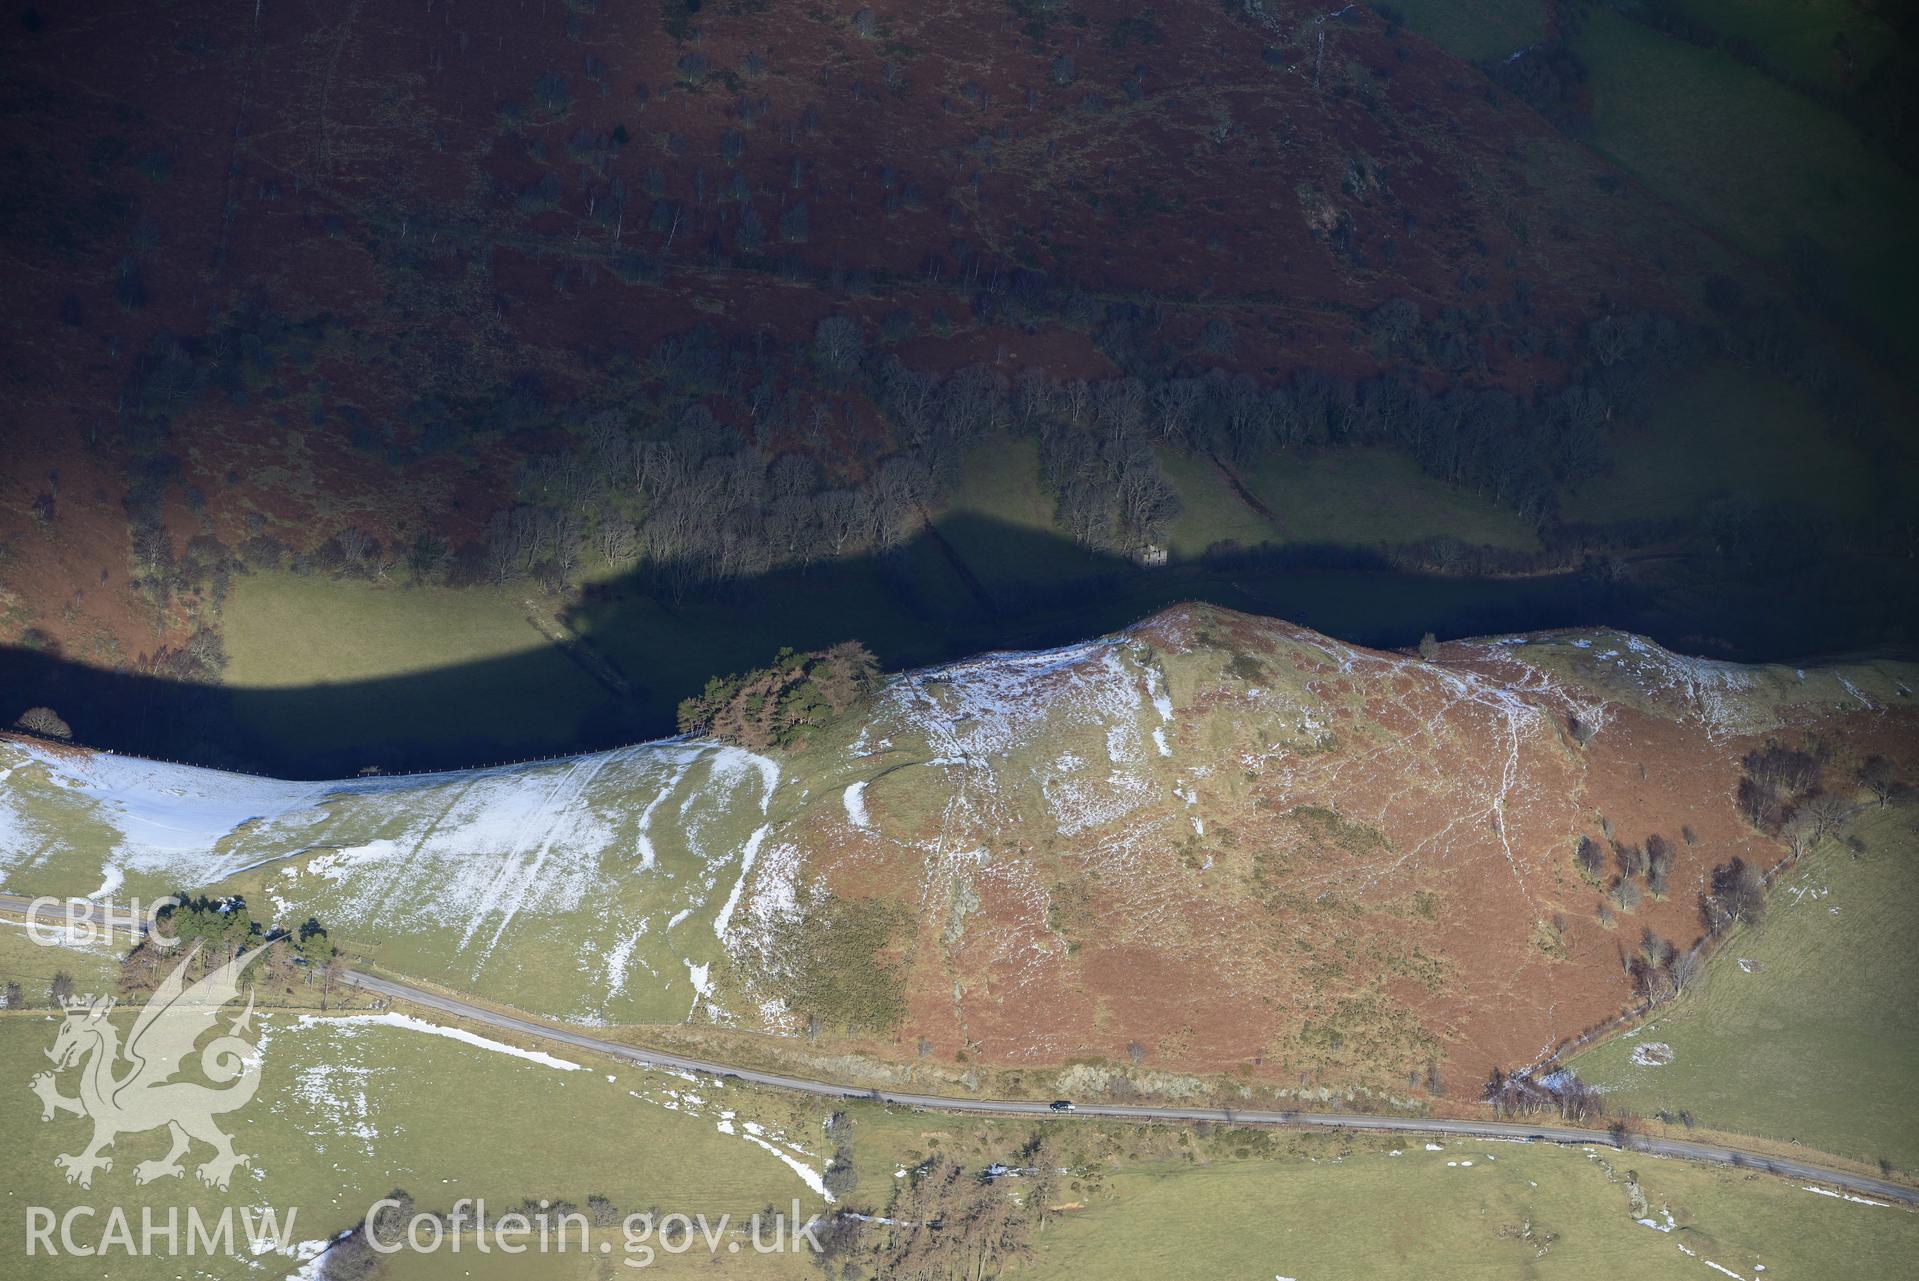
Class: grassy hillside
1572,800,1919,1171
933,437,1116,591
941,435,1541,567
1383,0,1918,361
5,0,1755,693
1380,0,1547,63
0,917,120,1001
1636,0,1901,92
207,433,1599,772
381,1136,1919,1279
1575,7,1919,360
1231,448,1543,553
0,738,787,1026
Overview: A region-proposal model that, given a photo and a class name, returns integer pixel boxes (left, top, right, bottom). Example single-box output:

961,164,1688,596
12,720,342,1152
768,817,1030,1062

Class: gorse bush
769,892,908,1034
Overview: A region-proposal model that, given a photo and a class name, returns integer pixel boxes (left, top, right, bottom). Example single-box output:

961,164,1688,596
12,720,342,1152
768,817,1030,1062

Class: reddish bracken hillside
729,605,1914,1098
0,0,1731,663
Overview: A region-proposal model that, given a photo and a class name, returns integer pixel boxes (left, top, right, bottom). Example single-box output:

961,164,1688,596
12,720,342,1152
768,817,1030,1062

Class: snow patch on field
1043,768,1155,837
1501,630,1761,738
1630,1042,1675,1067
633,756,695,870
0,741,335,878
737,1121,832,1200
281,1236,352,1281
710,746,780,815
295,1012,583,1071
292,1063,379,1153
685,960,714,1018
722,838,810,1026
203,741,781,1015
886,638,1168,775
306,840,402,881
0,915,121,954
1,739,785,1011
625,1080,829,1199
1803,1185,1890,1207
603,929,645,998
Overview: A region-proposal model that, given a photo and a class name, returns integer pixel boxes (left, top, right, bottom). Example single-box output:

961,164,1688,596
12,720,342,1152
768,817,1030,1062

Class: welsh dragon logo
30,943,271,1190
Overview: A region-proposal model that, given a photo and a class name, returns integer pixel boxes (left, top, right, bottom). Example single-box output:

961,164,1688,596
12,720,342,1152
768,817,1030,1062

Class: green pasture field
1575,7,1919,363
1160,445,1541,560
1573,801,1919,1172
221,573,607,764
0,1003,834,1281
1560,363,1877,526
1643,0,1899,92
1033,1137,1918,1279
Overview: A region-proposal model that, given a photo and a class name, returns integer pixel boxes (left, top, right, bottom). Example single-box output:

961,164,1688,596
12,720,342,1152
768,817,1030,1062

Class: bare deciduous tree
812,314,864,377
1857,756,1901,808
14,706,72,739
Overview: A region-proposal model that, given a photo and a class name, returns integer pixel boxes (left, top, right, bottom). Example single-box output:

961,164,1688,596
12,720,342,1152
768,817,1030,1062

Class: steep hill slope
0,0,1741,670
2,604,1911,1102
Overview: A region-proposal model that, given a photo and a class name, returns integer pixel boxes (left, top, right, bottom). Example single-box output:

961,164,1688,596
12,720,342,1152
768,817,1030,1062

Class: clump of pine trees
675,640,879,749
118,895,343,1002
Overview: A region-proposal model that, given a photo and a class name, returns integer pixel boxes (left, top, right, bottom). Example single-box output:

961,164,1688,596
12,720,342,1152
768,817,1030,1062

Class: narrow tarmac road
6,893,1912,1205
337,970,1919,1207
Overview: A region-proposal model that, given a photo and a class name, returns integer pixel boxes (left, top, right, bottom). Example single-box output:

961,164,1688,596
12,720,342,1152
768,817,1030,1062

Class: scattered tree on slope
1700,857,1766,935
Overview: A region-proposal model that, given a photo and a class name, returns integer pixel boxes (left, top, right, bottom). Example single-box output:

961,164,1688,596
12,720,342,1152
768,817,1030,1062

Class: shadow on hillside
0,513,1908,779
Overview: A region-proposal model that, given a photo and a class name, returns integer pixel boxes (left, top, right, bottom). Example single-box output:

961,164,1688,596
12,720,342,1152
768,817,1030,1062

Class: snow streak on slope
622,1076,829,1199
297,1013,586,1071
0,736,782,1023
1479,629,1762,740
0,744,335,877
1256,628,1581,918
883,636,1174,838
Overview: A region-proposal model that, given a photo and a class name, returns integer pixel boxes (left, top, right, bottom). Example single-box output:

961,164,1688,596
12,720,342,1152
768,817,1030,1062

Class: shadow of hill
0,513,1907,779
